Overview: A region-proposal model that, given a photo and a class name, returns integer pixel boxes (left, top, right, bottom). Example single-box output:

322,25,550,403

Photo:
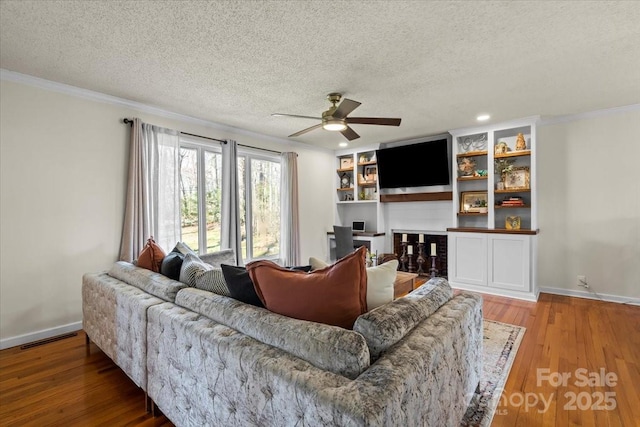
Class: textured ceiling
1,1,639,150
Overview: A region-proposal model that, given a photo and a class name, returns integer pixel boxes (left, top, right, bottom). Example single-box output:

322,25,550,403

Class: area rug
460,319,526,427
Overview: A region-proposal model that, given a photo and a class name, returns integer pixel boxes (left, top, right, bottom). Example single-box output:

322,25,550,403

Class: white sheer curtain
280,152,300,265
119,119,180,260
221,139,244,265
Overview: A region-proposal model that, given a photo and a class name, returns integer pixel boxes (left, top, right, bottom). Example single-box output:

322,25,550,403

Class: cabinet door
488,234,530,292
448,233,487,286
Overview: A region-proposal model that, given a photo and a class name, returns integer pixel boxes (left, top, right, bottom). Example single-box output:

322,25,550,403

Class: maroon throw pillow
247,246,367,329
137,237,166,272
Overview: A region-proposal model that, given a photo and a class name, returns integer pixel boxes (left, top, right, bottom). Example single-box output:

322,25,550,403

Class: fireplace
392,231,447,278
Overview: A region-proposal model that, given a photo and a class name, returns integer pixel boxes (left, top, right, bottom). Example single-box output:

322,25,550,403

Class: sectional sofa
82,258,483,426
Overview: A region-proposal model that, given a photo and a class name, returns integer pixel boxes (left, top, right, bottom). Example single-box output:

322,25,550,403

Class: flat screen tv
376,139,450,189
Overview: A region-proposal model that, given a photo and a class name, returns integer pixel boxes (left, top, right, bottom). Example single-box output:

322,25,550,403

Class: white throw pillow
308,256,397,310
366,260,398,310
309,256,329,271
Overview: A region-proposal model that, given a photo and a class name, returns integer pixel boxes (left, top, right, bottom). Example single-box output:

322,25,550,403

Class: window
179,147,200,251
178,137,281,262
237,153,281,260
179,140,222,254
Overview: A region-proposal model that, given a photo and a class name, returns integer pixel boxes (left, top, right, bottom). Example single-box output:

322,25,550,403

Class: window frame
178,136,282,262
237,146,282,262
178,136,223,254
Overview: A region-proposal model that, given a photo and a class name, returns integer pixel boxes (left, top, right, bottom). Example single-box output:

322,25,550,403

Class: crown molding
0,69,331,154
539,103,640,126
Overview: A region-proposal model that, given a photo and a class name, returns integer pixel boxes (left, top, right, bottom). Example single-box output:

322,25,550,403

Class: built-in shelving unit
334,147,384,234
448,117,539,300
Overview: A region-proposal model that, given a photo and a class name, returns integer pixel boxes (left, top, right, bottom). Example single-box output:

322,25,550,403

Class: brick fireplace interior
392,232,448,278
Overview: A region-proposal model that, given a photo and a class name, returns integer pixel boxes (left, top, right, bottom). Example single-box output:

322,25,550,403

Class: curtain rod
122,118,282,155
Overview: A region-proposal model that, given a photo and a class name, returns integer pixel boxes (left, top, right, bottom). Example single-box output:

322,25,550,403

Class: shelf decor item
458,133,487,153
504,166,530,190
340,172,351,188
340,157,354,169
495,141,509,154
505,216,522,230
460,191,489,213
515,133,527,151
494,158,515,182
363,165,377,183
457,157,476,177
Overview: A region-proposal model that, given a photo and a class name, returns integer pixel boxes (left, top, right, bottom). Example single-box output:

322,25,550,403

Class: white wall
0,77,335,347
383,201,452,249
537,109,640,300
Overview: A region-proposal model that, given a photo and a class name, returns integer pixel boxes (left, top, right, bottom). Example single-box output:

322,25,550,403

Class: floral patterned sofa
82,261,482,426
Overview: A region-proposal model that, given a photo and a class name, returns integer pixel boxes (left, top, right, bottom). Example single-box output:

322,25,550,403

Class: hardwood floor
0,333,172,426
485,293,640,427
0,293,638,426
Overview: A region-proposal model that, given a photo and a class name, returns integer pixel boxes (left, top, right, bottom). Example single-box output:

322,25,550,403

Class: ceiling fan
272,93,401,141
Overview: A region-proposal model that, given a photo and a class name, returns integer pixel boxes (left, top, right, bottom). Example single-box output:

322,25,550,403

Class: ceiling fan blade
333,98,361,118
347,117,402,126
340,126,360,141
288,123,323,137
272,113,321,120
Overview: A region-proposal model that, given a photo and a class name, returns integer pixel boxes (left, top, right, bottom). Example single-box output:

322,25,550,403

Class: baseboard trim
539,287,640,306
450,282,539,302
0,321,83,350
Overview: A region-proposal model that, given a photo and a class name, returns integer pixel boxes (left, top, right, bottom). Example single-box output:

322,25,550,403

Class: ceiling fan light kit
323,119,347,132
273,93,401,141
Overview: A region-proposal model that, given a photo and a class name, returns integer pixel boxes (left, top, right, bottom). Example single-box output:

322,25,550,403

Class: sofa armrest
82,272,164,390
354,277,454,359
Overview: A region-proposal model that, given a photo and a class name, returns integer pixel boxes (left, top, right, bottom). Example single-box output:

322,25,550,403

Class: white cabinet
448,231,537,300
488,234,531,292
448,232,487,287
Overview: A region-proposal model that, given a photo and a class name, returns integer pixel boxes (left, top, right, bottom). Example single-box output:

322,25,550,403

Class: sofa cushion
178,252,209,286
160,252,184,281
248,246,367,329
194,267,230,296
199,248,236,268
220,264,264,307
160,242,197,280
309,256,398,310
353,277,454,359
175,287,370,379
180,253,230,296
173,241,196,255
365,260,398,309
108,261,187,302
309,256,328,271
137,237,165,272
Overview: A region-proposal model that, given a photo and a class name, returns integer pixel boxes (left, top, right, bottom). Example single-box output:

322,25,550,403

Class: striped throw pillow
179,253,230,296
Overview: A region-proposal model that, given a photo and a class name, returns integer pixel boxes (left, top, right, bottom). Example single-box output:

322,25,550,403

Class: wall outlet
577,275,588,288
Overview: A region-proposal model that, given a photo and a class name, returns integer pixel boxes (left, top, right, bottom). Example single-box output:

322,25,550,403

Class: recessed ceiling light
339,142,348,148
477,114,490,121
